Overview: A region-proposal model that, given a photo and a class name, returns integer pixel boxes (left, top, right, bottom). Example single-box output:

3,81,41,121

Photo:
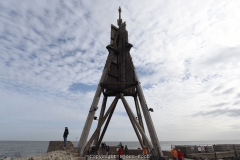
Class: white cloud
0,0,240,143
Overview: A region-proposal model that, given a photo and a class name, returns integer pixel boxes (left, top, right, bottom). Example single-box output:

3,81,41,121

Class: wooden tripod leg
77,83,103,155
78,42,116,155
134,96,146,146
96,96,117,150
82,96,119,156
123,98,144,148
134,70,163,157
120,94,153,149
94,96,108,146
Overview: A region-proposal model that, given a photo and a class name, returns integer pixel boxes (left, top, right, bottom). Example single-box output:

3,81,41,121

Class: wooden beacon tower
78,7,163,157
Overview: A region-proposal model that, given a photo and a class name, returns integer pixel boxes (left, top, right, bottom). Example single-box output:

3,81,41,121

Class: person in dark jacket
91,145,96,155
63,127,69,147
101,142,104,150
106,146,110,156
124,145,128,155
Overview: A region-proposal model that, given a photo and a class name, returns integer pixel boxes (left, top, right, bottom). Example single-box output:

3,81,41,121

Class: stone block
216,151,236,159
234,144,240,150
96,146,143,155
186,153,215,159
47,141,74,153
162,150,171,157
175,145,198,155
186,153,197,159
149,156,169,160
236,150,240,157
213,144,225,152
205,146,214,153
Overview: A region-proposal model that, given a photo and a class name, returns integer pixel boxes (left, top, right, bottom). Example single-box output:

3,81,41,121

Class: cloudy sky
1,0,240,142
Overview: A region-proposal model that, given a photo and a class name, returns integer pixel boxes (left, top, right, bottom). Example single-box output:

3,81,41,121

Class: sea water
1,140,240,159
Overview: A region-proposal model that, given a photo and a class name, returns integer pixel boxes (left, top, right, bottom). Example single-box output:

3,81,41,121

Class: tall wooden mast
77,7,163,157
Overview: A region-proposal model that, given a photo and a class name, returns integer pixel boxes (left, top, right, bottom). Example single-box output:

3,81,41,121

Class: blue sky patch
115,111,128,117
69,83,97,93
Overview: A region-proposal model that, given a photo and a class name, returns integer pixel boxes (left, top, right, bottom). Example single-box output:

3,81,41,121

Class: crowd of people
117,142,129,155
62,128,180,159
87,144,96,155
171,147,184,160
101,142,110,155
86,142,111,155
86,141,149,159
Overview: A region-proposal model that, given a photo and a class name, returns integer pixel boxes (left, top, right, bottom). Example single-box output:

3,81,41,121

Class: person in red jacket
118,147,123,160
178,149,184,160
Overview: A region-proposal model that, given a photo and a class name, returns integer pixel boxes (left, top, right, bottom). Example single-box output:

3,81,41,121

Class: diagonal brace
82,95,119,155
120,94,153,149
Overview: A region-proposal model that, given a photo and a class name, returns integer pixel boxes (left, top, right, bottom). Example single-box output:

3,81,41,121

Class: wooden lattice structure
77,7,163,158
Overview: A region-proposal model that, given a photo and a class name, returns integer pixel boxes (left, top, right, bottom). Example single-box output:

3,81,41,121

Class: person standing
103,142,106,150
178,149,184,160
91,145,96,155
143,146,148,155
118,142,122,148
124,145,128,155
87,147,91,155
63,127,69,147
171,147,178,160
118,147,123,160
106,146,110,156
101,142,104,150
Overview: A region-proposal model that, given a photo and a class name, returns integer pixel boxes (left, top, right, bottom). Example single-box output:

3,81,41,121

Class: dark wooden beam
83,95,119,155
96,97,117,150
94,96,108,146
134,96,146,146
